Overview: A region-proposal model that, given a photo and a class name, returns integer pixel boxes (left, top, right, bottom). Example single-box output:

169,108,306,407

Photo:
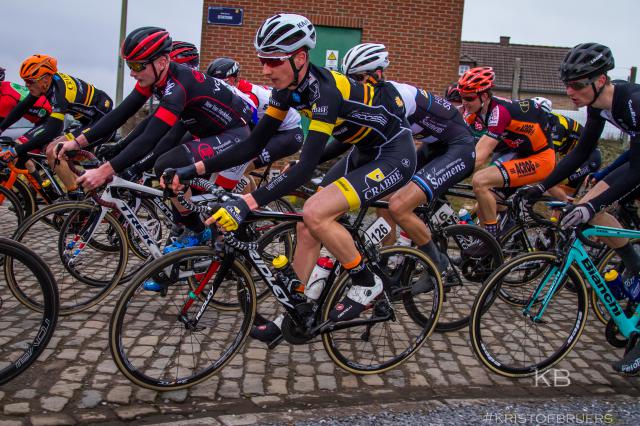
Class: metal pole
115,0,128,105
511,57,521,99
630,66,637,84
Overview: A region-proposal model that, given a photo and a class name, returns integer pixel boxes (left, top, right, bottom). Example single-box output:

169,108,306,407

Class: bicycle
109,182,443,390
0,237,58,385
469,203,640,378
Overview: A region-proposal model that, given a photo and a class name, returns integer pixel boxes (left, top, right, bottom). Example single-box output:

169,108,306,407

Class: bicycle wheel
8,201,127,315
322,246,442,374
0,185,24,238
469,252,588,378
0,238,58,385
109,246,256,391
431,224,503,332
125,199,168,260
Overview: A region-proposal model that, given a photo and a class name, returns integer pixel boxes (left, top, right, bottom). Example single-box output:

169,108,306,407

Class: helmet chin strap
287,56,304,88
588,81,606,107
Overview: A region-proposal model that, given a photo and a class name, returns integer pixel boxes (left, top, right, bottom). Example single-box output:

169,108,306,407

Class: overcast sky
1,0,637,99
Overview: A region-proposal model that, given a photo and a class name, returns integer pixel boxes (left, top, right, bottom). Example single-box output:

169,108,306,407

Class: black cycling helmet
206,57,240,79
121,26,172,62
170,41,199,68
559,43,614,82
444,83,461,102
0,67,5,82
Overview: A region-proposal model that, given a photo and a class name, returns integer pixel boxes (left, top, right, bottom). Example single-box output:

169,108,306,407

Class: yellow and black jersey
549,112,583,155
266,63,409,147
47,73,112,124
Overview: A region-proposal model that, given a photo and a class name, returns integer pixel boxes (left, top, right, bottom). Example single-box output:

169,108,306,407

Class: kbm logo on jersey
312,103,328,116
519,100,530,113
363,167,403,200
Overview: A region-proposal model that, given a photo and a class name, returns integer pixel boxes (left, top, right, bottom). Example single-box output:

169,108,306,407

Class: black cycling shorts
411,136,475,201
321,130,416,210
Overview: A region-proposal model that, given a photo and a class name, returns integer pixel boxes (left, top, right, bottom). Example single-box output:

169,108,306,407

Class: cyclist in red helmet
169,41,200,69
459,66,554,241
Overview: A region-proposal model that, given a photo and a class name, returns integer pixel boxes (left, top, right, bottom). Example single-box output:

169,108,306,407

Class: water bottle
304,257,335,300
41,179,60,201
388,231,412,268
604,270,627,300
272,255,305,298
458,208,473,224
623,274,640,302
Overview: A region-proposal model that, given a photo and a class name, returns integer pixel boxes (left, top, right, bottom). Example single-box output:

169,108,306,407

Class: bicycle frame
526,225,640,339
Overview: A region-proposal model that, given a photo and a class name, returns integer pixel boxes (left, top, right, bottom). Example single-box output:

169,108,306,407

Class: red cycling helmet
121,26,172,62
170,41,199,68
457,66,495,94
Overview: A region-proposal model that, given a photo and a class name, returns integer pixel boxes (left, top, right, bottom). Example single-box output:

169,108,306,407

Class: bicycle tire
109,246,256,390
322,246,442,374
469,251,588,378
0,237,58,385
8,201,127,315
0,184,24,238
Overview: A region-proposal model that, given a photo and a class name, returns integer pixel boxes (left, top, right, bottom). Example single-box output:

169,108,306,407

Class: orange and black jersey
465,97,552,156
0,73,112,156
195,62,410,207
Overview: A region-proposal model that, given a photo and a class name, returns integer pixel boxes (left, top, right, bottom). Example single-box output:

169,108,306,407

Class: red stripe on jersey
155,106,178,126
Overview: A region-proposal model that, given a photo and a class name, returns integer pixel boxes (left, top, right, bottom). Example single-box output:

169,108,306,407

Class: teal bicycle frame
525,225,640,339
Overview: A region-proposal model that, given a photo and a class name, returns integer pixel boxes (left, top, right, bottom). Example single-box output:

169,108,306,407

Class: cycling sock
345,254,374,287
419,240,444,267
484,221,498,238
178,211,205,234
615,243,640,276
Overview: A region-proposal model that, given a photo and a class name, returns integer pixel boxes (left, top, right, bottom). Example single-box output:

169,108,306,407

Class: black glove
120,164,142,182
513,183,545,213
560,203,596,229
96,141,125,160
175,163,198,181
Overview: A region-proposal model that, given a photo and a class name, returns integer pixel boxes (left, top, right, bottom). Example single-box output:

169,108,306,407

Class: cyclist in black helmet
516,43,640,374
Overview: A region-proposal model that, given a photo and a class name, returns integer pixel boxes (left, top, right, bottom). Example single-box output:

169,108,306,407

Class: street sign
325,50,339,69
208,7,243,26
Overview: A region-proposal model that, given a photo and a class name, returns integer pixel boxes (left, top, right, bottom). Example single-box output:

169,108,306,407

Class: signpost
208,7,243,26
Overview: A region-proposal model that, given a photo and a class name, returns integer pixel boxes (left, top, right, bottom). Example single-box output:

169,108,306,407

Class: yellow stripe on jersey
330,71,351,101
51,112,65,121
265,106,288,121
309,120,334,135
58,73,78,104
333,177,361,210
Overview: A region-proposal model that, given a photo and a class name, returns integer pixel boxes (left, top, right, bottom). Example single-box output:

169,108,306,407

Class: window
458,64,470,76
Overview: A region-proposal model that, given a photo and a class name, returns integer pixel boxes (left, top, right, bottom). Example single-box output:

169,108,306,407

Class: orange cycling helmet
20,54,58,80
457,66,495,94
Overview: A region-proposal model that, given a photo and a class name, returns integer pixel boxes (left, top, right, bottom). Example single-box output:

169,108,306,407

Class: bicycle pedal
267,334,284,350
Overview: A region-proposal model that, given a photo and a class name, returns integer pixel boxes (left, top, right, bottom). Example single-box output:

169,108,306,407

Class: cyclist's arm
82,86,149,144
588,136,640,211
200,108,283,175
252,128,330,206
474,134,499,169
540,116,605,189
131,122,188,173
0,94,37,132
14,114,64,156
593,149,629,181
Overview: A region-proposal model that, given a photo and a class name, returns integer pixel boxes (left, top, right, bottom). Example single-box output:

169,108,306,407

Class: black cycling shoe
612,343,640,374
249,315,283,343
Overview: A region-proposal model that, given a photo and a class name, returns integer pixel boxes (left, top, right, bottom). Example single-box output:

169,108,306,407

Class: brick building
200,0,464,93
460,36,574,110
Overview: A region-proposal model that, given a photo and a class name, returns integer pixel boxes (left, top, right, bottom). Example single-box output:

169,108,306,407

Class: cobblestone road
1,281,639,425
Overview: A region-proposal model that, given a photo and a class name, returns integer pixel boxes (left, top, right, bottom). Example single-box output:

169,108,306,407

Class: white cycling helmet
342,43,389,75
532,96,553,113
254,14,316,54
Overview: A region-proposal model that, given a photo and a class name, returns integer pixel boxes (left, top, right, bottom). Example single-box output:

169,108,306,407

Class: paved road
1,278,639,425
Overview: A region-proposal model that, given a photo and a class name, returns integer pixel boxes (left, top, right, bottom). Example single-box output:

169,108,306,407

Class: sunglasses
350,74,368,82
126,60,152,72
564,76,599,91
461,95,479,102
23,75,47,85
258,54,293,67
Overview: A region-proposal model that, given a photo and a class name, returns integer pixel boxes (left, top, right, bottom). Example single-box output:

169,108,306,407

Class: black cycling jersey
84,62,252,172
0,72,112,155
191,63,411,207
542,81,640,210
410,89,473,142
549,112,583,154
